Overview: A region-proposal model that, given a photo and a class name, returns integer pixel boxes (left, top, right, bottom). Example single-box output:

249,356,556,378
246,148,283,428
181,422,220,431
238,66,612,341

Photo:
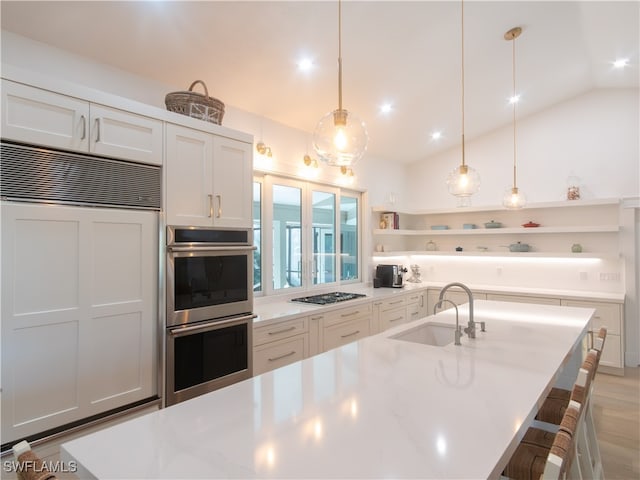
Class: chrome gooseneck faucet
433,299,463,346
438,282,485,339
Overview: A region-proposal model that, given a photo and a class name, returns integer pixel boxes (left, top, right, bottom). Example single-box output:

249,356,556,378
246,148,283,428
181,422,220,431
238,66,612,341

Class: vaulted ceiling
2,1,638,164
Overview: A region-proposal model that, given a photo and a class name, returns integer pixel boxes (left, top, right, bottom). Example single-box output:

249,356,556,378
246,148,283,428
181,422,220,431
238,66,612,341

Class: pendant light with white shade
446,0,480,206
503,26,527,209
313,0,368,167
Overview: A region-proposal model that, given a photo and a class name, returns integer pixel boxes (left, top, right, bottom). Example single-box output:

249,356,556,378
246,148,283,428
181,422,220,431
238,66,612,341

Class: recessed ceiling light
509,94,520,104
431,131,442,140
613,58,629,68
297,58,314,71
380,103,393,114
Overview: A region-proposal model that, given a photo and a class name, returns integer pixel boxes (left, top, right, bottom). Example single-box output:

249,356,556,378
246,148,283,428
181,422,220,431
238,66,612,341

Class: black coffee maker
375,264,407,288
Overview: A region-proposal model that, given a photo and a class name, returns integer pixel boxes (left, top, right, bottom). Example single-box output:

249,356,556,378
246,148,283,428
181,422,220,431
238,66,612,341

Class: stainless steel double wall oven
165,226,255,406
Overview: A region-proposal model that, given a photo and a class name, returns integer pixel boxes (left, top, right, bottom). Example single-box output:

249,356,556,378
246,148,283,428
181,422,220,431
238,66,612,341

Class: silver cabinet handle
311,316,323,321
390,316,403,322
95,117,101,142
389,300,403,305
216,194,222,218
341,310,359,318
268,351,296,362
208,194,213,218
80,115,87,140
341,330,360,338
268,326,296,335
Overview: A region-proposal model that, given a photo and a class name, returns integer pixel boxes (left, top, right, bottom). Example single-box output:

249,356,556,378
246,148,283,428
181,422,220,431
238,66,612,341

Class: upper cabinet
165,123,253,228
1,80,163,165
372,199,621,258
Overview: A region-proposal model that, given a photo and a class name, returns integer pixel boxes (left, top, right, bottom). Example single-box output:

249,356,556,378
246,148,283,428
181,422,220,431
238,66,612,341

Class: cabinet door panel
379,308,407,332
212,136,253,227
2,80,89,152
254,317,308,346
322,317,370,352
254,335,307,375
90,104,162,165
166,124,214,227
486,293,560,306
598,334,622,369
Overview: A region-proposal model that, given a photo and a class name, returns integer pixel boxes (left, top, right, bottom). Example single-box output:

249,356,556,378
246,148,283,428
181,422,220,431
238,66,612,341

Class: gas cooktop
291,292,367,305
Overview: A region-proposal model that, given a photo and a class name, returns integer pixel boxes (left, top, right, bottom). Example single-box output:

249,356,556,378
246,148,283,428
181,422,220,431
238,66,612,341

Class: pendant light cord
461,0,466,167
338,0,343,112
512,32,517,189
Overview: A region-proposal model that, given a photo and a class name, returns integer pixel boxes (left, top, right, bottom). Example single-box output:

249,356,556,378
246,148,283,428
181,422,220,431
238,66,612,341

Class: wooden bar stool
535,328,606,479
11,440,58,480
503,350,599,480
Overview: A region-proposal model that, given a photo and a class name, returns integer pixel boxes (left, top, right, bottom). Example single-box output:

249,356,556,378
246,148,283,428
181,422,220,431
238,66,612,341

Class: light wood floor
592,366,640,479
2,368,638,479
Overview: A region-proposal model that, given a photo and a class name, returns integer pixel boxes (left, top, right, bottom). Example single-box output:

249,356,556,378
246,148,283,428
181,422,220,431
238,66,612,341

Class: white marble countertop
61,300,593,479
253,281,622,326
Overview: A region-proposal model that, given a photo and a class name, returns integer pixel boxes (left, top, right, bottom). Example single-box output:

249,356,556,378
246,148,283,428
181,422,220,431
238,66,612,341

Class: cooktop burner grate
291,292,367,305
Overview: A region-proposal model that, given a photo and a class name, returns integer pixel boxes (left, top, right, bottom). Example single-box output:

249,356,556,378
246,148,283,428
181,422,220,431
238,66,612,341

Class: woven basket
165,80,225,125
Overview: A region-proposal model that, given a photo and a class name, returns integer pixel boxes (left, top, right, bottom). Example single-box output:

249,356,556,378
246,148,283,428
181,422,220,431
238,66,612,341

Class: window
253,175,360,296
253,181,262,292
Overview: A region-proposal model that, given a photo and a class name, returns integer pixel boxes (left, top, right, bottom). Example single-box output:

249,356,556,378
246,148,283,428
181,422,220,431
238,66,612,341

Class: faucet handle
478,321,486,332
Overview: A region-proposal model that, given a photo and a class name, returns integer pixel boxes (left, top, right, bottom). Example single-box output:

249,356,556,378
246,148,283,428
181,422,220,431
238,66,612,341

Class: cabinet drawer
380,296,407,312
405,292,423,306
486,293,561,306
561,300,621,335
254,317,308,346
324,303,372,327
322,317,370,352
380,308,407,332
407,303,422,322
254,335,307,375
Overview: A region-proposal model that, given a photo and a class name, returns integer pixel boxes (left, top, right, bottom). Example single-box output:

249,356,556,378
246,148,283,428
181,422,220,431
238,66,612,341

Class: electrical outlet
599,272,621,282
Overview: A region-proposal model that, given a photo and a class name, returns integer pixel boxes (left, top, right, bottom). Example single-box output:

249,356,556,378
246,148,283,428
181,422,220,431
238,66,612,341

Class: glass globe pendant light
313,0,368,167
447,0,480,206
503,26,526,209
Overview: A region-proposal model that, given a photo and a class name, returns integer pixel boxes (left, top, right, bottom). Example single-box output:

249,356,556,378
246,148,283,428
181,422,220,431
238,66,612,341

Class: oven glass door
167,315,253,405
167,248,253,326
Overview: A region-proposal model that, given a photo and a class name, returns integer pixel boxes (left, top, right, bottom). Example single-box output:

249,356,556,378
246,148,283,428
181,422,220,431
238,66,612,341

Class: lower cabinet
322,316,371,352
253,316,309,375
405,290,426,322
427,288,487,314
561,299,624,374
486,293,561,305
254,335,308,375
373,296,407,334
321,303,373,352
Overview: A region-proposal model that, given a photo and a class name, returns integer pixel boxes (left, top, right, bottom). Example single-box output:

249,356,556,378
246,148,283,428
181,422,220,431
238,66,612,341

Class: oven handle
167,245,257,253
168,314,256,337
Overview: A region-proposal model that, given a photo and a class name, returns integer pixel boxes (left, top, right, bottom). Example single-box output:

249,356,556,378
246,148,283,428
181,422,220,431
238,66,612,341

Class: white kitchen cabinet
405,290,427,322
485,293,561,306
254,335,308,375
561,299,624,374
1,202,157,444
212,135,253,228
253,316,309,375
320,303,372,352
322,316,371,352
427,288,487,314
1,80,163,165
372,295,407,334
165,123,252,228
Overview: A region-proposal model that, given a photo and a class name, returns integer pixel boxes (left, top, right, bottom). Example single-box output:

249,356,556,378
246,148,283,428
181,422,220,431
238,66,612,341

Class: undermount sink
390,322,456,347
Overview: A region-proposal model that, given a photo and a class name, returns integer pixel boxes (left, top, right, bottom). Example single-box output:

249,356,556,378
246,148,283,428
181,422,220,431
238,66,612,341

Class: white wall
407,88,639,208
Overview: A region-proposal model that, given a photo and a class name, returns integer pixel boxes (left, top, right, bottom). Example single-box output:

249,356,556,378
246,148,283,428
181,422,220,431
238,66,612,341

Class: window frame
253,174,362,297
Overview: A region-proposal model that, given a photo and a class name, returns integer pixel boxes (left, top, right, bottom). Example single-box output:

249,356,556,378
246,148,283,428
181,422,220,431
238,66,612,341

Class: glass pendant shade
313,109,368,167
503,186,527,209
446,164,480,197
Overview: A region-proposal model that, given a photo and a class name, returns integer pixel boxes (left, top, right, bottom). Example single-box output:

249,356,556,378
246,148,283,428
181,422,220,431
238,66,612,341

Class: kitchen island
61,300,592,479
